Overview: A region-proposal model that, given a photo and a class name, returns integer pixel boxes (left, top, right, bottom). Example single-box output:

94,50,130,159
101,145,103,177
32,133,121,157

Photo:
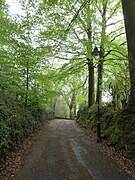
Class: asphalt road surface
14,119,130,180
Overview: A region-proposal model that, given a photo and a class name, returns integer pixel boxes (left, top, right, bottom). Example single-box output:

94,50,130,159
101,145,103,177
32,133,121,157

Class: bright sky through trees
6,0,25,16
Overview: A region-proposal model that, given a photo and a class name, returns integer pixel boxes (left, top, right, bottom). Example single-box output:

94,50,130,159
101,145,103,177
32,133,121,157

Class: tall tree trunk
69,91,76,119
52,100,56,117
96,60,103,104
69,107,72,119
25,59,29,107
25,11,30,107
86,25,94,107
74,104,76,119
121,0,135,109
88,58,94,107
96,2,107,103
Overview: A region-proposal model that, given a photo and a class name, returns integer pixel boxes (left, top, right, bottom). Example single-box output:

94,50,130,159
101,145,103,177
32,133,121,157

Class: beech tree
0,0,131,115
53,0,125,108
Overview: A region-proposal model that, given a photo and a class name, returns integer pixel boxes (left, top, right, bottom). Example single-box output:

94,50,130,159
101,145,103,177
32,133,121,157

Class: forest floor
0,119,135,180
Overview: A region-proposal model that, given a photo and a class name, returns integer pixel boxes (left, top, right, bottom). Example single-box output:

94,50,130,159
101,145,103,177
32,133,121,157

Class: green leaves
0,0,133,163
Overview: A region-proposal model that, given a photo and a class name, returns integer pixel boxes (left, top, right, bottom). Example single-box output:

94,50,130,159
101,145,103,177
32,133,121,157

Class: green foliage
0,0,134,165
0,91,54,164
0,0,57,164
0,93,34,163
77,106,135,160
105,109,135,159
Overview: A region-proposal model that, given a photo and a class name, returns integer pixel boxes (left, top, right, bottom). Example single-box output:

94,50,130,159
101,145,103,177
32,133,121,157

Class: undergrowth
0,92,53,164
77,105,135,160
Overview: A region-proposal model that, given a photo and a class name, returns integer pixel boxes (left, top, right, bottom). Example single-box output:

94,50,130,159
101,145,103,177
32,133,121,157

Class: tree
121,0,135,110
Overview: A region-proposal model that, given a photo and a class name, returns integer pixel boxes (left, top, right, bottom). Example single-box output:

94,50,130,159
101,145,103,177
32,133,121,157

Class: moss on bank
0,92,53,164
77,105,135,160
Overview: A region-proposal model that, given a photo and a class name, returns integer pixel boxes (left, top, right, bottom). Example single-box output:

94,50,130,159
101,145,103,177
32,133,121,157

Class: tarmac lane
14,119,131,180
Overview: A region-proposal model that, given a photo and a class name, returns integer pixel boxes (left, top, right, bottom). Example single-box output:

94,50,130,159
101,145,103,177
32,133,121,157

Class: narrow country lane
14,119,130,180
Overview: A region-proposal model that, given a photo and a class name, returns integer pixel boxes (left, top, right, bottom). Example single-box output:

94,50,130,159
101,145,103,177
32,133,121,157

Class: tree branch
107,19,123,27
65,0,90,32
110,32,125,42
120,41,127,46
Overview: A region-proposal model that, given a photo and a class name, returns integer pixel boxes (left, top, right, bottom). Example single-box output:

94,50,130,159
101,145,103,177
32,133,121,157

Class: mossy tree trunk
122,0,135,110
